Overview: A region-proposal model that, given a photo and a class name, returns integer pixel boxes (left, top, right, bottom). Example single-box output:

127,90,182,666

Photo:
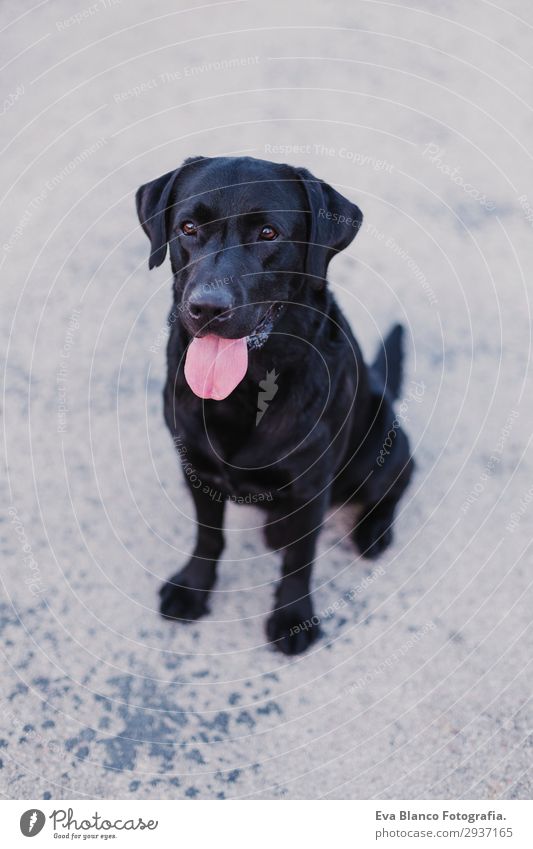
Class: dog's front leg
266,492,328,655
159,483,225,622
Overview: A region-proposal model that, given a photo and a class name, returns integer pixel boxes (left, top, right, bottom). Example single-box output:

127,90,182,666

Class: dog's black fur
136,155,413,654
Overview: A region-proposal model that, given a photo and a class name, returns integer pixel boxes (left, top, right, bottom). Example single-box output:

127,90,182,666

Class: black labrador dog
136,155,413,654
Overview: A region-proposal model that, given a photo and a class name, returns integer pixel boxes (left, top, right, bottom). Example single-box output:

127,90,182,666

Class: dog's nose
186,289,234,326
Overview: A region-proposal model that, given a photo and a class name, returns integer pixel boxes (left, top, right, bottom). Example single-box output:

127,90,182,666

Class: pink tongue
184,334,249,400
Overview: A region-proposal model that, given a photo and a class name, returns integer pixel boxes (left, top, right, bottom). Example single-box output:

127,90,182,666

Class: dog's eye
181,221,198,236
259,225,278,241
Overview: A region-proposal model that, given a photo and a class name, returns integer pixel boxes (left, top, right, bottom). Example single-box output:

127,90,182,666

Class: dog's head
136,155,362,398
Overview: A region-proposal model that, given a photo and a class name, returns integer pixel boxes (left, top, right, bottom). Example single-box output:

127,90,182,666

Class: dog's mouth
246,302,284,350
184,303,283,401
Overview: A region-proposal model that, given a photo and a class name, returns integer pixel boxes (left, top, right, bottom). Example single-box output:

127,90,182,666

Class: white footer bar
3,799,532,847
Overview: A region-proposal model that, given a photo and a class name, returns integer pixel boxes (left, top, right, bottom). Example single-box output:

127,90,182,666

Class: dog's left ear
296,167,363,291
136,156,205,269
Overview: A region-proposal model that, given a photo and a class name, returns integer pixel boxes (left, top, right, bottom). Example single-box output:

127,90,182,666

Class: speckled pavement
1,0,532,800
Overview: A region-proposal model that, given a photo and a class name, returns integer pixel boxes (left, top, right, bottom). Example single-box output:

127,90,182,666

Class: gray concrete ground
1,0,533,799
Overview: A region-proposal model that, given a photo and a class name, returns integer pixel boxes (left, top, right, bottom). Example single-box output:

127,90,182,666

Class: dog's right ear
135,156,205,269
136,169,178,269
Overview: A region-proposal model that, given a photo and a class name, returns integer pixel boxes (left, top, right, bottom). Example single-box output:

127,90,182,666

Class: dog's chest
197,398,292,500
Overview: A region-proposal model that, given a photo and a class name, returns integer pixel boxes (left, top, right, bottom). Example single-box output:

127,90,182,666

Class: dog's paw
159,574,210,622
354,511,393,559
266,602,320,655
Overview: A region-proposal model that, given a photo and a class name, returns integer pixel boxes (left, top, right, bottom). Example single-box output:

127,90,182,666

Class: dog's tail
372,323,404,401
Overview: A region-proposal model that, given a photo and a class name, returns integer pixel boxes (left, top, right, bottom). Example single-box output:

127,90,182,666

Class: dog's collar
247,303,284,350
